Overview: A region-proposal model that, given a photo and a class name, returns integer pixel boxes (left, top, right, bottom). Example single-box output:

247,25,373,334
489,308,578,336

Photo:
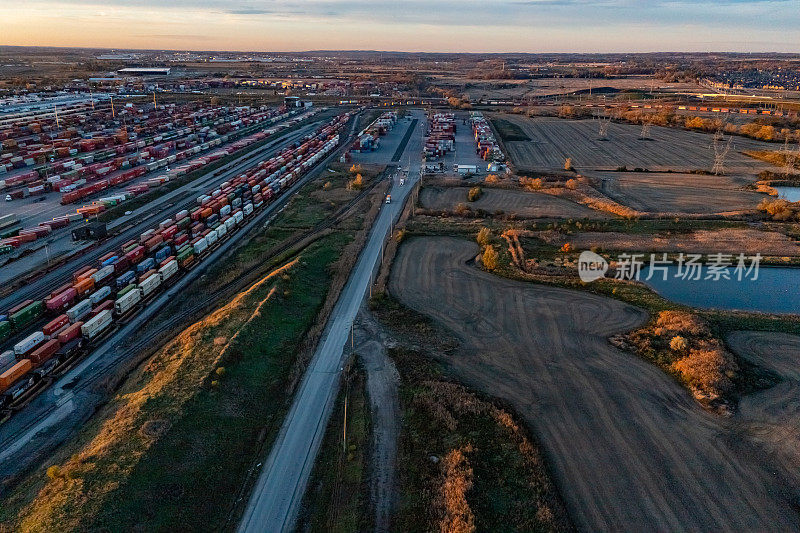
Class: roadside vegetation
298,360,370,533
370,295,573,533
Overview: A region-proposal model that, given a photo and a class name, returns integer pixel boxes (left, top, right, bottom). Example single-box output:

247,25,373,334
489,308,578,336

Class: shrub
467,186,482,202
395,229,406,242
565,178,578,190
485,174,499,184
482,246,499,271
520,177,543,190
349,173,364,190
215,367,226,377
349,164,363,175
46,465,63,480
670,335,688,352
454,203,470,216
476,227,491,246
560,243,572,252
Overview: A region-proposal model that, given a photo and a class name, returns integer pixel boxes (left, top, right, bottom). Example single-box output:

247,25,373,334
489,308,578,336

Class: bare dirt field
727,331,800,498
537,227,800,256
497,115,781,175
595,171,766,214
419,186,604,218
389,236,800,531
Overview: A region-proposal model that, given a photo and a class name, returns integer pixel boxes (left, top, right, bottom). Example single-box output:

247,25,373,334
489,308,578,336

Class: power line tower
639,119,652,140
711,130,733,175
594,111,611,140
780,136,799,178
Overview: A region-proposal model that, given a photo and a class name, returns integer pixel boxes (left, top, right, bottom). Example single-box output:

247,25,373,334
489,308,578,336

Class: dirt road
389,236,800,531
420,186,603,218
353,309,401,532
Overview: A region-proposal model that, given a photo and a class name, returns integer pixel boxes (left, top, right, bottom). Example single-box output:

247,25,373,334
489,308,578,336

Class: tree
482,245,499,271
467,186,482,202
476,227,491,246
565,178,578,190
564,158,574,171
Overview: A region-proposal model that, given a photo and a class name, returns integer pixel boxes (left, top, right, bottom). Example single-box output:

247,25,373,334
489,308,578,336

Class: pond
774,186,800,203
640,265,800,315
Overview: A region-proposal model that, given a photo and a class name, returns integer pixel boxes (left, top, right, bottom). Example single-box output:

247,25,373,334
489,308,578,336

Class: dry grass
623,310,738,408
15,261,295,532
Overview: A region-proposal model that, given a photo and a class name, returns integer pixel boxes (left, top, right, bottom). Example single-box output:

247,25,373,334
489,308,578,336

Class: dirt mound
389,236,800,531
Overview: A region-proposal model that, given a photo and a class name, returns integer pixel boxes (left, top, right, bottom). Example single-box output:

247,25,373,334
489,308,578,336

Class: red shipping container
46,288,77,312
29,339,61,367
43,314,70,336
124,245,145,265
161,225,178,240
57,322,83,344
113,256,131,275
89,300,114,317
144,235,164,253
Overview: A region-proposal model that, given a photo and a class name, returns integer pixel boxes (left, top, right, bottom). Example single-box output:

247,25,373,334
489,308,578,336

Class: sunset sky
2,0,798,53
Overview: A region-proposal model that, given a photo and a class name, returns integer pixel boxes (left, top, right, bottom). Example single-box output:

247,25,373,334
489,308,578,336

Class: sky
1,0,799,53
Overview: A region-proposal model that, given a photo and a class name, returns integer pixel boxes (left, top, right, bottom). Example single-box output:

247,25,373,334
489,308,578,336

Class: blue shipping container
116,270,135,288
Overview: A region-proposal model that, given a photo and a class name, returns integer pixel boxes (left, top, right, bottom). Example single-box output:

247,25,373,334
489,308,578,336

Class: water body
774,186,800,203
640,265,800,315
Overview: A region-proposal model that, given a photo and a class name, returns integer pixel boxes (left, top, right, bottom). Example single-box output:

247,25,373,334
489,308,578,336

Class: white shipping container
81,310,113,340
219,205,231,217
0,350,16,372
139,273,162,298
91,265,115,285
193,238,208,255
205,230,218,246
67,299,92,323
115,289,141,315
14,331,45,356
233,211,244,225
243,203,253,216
158,259,179,281
89,285,112,305
215,224,227,239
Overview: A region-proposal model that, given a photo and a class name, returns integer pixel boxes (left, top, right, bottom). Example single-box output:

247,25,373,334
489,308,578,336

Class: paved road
238,109,426,532
0,114,361,487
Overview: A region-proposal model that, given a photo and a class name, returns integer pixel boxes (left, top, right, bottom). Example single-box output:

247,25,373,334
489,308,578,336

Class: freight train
0,111,351,415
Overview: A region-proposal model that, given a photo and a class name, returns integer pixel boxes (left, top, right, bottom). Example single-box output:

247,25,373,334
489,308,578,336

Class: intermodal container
43,314,70,336
0,360,32,393
81,310,113,340
29,339,60,367
67,299,92,323
46,287,77,312
57,322,83,345
14,331,45,357
73,277,95,296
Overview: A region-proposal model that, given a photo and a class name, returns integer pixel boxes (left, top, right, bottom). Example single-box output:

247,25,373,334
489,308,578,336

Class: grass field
297,361,371,533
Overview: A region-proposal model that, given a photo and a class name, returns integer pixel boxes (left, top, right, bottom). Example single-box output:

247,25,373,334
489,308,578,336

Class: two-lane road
238,110,425,532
